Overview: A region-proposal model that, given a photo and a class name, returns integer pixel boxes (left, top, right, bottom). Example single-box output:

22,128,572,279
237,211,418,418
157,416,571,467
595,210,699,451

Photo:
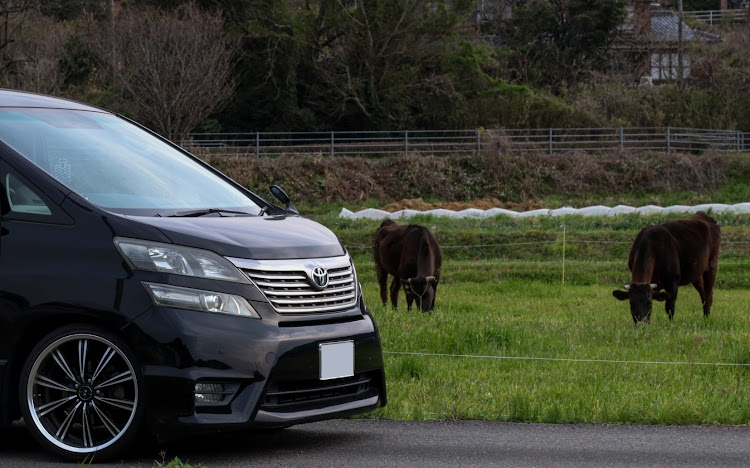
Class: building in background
616,0,721,84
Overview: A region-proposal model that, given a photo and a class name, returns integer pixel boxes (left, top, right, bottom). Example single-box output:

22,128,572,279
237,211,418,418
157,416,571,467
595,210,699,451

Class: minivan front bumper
121,300,386,436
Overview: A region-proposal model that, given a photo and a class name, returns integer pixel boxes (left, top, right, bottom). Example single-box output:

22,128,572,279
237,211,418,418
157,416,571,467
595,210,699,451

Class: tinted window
0,108,259,216
6,173,52,216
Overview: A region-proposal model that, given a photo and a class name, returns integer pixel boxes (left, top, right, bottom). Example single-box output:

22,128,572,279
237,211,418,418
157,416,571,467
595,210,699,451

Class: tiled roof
616,9,721,46
649,10,699,42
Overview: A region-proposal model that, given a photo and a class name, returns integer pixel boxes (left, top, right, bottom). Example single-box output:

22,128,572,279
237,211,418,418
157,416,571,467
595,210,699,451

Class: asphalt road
1,419,750,467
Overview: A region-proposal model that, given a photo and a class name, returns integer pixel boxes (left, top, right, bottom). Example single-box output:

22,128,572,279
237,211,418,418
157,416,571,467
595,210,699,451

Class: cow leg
389,277,400,309
406,293,414,311
665,284,678,320
376,265,389,306
701,268,717,317
692,275,707,317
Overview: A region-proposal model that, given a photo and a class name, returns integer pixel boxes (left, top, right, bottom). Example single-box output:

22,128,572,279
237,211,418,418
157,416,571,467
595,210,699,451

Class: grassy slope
312,213,750,425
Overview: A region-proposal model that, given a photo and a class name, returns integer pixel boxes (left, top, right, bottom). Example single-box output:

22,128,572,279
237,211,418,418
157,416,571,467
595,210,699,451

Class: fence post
619,127,624,150
255,132,259,156
405,130,409,155
666,126,671,153
476,129,481,155
561,224,566,286
548,128,553,155
737,130,741,153
330,131,335,157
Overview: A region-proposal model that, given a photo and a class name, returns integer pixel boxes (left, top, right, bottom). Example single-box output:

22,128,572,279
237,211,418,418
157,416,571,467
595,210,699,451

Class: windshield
0,108,260,216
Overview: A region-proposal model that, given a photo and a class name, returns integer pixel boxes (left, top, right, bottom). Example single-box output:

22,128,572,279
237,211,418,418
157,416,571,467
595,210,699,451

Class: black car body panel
121,301,385,434
130,215,346,260
0,90,386,455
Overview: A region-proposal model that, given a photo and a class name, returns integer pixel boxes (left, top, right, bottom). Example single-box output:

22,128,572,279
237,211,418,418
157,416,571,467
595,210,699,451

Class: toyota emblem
311,266,329,289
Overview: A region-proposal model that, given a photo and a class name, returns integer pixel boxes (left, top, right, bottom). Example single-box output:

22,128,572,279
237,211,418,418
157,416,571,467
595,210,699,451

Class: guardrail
181,127,748,157
683,9,748,24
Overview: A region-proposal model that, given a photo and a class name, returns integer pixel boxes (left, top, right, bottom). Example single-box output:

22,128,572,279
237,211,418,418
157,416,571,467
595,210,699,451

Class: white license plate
319,341,354,380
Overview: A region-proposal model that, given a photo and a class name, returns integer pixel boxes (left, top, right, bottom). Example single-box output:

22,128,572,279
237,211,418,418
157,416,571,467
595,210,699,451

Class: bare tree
0,8,70,94
98,3,239,142
0,0,40,67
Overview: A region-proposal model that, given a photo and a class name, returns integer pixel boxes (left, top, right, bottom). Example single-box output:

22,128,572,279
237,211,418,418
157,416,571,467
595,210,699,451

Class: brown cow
612,211,721,323
372,220,442,312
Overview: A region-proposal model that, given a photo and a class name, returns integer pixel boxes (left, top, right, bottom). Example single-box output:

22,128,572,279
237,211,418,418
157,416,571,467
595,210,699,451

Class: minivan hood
124,214,345,260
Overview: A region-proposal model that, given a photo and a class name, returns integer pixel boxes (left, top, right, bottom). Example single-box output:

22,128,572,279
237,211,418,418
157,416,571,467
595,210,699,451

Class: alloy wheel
25,333,139,454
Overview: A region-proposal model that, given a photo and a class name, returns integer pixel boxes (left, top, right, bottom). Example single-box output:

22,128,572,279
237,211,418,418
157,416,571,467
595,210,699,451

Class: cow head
612,283,671,323
402,276,438,312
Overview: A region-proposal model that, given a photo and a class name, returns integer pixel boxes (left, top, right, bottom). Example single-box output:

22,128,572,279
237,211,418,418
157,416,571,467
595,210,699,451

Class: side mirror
270,185,289,205
269,185,298,215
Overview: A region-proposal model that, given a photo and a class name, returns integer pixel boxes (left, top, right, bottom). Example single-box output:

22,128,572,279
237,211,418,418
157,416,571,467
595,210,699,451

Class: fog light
195,383,225,404
193,381,241,408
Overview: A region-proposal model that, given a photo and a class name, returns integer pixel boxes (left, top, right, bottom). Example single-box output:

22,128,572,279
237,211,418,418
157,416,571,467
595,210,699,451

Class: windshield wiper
167,208,254,218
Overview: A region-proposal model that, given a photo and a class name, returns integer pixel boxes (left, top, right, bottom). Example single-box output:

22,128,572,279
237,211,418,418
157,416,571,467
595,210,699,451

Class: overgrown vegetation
202,150,750,207
5,1,750,134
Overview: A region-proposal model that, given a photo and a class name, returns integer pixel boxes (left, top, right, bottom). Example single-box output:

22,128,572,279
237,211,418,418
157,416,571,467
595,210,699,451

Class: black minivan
0,90,386,461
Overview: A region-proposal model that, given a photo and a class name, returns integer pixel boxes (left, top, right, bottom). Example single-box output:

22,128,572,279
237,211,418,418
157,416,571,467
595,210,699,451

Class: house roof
616,9,721,48
649,11,720,43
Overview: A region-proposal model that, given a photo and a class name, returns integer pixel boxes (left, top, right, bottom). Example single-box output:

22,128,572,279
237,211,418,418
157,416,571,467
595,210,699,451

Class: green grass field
320,213,750,425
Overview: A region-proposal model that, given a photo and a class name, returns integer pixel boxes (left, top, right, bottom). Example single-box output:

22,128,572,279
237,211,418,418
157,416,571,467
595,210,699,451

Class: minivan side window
0,165,70,224
6,173,52,216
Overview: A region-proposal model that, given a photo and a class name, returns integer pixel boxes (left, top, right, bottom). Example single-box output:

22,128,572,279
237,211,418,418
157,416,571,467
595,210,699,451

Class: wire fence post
737,130,741,153
561,224,566,286
255,132,259,156
666,126,671,153
548,128,553,155
330,131,335,157
476,129,481,155
405,130,409,155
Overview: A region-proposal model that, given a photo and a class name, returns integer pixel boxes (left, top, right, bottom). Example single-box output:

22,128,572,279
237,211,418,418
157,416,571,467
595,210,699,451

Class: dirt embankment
201,150,747,205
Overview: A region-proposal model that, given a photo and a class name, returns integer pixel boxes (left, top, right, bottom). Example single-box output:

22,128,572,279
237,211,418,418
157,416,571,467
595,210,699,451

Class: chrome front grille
227,255,358,314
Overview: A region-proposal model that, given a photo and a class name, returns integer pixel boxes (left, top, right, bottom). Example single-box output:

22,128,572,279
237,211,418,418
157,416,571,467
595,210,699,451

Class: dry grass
199,149,748,205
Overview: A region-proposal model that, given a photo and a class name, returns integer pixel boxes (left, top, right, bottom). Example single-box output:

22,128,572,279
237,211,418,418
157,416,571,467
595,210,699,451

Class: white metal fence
182,127,749,157
683,9,748,24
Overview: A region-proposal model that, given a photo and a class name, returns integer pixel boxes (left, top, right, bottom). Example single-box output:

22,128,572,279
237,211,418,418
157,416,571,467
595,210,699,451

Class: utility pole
677,0,684,86
110,0,116,82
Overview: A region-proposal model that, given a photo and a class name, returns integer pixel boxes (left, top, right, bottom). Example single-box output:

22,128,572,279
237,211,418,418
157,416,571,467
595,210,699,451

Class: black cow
372,220,442,312
613,211,721,323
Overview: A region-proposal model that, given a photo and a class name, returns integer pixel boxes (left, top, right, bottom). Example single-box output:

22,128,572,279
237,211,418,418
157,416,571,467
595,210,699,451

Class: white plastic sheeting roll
339,203,750,220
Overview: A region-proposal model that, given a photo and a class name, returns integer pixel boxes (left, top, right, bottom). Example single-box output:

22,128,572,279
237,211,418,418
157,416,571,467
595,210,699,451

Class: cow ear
653,291,671,301
426,276,436,284
613,290,629,301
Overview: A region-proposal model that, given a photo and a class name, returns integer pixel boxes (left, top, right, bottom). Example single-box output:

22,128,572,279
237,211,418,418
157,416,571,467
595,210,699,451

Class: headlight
143,283,260,318
115,237,248,283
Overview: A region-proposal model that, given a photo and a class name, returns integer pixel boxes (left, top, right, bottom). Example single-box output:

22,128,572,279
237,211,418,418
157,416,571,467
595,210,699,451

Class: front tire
19,325,145,462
